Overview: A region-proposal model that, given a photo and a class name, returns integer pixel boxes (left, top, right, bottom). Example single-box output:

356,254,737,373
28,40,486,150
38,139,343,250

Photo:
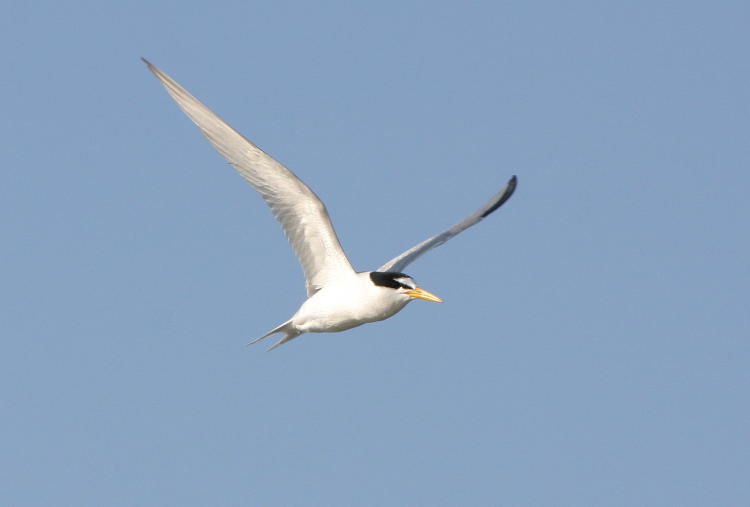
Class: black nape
369,271,413,290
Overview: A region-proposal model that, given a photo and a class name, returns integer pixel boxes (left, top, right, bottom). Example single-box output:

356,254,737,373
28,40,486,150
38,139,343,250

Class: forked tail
248,320,302,351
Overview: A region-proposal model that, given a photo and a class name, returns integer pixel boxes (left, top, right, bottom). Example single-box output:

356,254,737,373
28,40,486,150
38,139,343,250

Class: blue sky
2,1,748,505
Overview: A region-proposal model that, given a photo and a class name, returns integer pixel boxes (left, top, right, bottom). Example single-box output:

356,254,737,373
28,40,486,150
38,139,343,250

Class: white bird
143,59,517,350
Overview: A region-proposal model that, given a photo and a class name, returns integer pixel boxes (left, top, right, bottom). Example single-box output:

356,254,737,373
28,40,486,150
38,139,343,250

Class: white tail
248,320,302,351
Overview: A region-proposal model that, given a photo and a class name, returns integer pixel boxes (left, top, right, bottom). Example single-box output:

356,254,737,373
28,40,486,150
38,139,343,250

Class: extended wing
144,59,354,296
378,176,517,273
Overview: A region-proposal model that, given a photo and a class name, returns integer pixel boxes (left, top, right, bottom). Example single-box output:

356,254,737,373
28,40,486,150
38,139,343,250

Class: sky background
2,1,748,506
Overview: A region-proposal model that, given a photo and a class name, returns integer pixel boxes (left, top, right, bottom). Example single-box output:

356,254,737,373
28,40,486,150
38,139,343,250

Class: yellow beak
405,287,443,303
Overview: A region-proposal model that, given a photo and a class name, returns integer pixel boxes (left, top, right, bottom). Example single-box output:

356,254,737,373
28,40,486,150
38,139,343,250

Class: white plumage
144,59,517,350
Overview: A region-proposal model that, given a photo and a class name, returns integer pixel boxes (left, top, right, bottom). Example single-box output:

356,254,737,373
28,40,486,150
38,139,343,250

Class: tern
143,59,517,350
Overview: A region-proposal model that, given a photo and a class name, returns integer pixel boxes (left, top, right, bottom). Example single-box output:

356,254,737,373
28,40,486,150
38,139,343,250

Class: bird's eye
394,277,415,290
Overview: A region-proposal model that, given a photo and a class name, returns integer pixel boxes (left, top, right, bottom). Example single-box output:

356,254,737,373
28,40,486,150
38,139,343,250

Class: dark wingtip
480,175,518,218
141,57,156,72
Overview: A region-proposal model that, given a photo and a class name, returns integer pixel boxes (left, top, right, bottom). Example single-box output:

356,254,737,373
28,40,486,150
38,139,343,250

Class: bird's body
294,273,409,333
144,59,517,350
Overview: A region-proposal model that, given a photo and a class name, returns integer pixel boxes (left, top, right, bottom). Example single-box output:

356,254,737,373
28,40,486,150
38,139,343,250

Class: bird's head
368,271,443,303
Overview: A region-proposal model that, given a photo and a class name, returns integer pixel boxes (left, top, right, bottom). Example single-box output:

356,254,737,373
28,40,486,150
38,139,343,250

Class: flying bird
143,59,517,350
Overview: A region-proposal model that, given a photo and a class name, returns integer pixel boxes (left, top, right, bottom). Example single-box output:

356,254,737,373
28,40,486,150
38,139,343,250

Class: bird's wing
378,176,517,273
143,59,354,296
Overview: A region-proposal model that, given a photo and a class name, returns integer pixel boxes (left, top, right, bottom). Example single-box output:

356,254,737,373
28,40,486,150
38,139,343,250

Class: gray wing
378,176,517,273
143,59,354,296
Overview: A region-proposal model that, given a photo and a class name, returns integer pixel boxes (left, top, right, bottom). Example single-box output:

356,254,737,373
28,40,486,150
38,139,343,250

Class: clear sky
2,1,748,506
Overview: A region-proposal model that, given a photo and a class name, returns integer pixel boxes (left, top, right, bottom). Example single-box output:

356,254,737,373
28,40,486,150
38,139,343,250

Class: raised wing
143,59,354,296
378,176,517,273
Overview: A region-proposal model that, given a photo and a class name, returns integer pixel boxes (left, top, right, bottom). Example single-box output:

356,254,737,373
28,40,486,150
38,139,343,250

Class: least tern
143,59,517,350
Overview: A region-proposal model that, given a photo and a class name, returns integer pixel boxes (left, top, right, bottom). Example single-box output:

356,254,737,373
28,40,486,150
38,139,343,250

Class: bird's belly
291,288,408,334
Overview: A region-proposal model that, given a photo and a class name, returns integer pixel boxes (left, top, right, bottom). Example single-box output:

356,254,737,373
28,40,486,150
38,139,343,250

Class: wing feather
143,59,354,295
378,176,517,273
